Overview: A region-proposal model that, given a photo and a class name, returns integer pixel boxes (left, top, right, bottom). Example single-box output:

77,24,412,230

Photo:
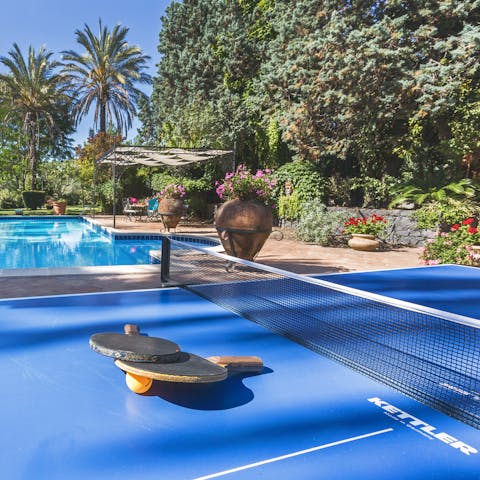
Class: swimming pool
0,217,211,270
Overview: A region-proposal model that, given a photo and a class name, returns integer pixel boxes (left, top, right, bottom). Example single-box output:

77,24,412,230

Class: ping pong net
162,238,480,429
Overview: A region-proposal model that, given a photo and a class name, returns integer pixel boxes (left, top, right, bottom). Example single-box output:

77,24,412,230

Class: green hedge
22,191,46,210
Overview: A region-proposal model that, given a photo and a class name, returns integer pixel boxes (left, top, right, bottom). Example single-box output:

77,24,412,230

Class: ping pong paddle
90,324,263,393
115,352,264,385
89,332,181,363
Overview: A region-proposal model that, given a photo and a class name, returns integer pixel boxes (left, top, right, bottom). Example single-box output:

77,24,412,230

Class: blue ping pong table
0,264,479,479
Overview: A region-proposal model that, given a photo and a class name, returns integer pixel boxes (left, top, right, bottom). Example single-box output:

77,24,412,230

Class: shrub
22,191,46,210
151,173,213,218
419,218,480,265
326,175,400,208
297,201,350,245
150,172,177,192
278,192,301,222
351,175,400,208
0,189,22,209
414,199,480,230
325,175,358,206
180,178,212,218
273,161,326,206
389,179,478,208
96,181,124,213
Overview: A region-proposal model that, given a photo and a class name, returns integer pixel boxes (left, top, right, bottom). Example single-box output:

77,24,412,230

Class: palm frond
0,43,73,188
61,19,151,135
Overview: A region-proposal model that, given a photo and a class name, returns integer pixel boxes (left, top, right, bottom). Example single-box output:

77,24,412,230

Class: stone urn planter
52,201,67,215
214,199,273,261
347,234,380,251
158,198,184,230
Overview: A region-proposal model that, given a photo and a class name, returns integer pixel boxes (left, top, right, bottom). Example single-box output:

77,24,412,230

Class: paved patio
0,215,422,299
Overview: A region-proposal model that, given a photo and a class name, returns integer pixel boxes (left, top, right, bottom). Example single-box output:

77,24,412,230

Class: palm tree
0,44,70,189
62,20,152,135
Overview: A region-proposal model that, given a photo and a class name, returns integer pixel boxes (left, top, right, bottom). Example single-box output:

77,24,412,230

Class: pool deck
0,214,422,299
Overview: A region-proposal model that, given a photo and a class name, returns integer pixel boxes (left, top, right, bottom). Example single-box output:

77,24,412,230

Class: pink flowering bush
419,218,480,265
343,214,388,236
159,184,186,199
215,165,276,205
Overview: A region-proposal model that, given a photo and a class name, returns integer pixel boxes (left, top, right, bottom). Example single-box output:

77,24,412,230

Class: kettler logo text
368,397,477,456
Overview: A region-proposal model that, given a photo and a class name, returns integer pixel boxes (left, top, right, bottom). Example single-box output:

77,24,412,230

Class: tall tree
144,0,279,166
253,0,480,181
149,0,231,147
0,44,72,189
0,122,29,194
388,0,480,185
141,0,480,189
62,20,152,135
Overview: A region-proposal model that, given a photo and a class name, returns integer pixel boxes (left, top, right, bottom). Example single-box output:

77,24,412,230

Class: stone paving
0,214,422,299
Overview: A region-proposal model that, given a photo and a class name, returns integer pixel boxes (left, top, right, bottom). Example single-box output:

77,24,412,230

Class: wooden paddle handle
124,324,140,335
206,356,263,373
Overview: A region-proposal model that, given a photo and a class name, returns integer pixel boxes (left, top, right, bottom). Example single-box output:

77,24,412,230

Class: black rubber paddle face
115,352,228,383
89,333,181,363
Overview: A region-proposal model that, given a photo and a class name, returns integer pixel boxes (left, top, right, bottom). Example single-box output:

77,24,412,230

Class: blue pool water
0,218,166,269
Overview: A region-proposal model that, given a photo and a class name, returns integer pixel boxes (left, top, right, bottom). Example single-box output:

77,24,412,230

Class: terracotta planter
348,234,380,251
214,199,273,261
158,198,184,229
52,201,67,215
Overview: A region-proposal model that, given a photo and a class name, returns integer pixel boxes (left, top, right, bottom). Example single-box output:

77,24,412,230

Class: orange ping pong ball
125,372,153,393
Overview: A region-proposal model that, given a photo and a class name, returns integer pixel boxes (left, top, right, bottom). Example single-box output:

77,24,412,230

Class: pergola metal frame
94,145,234,228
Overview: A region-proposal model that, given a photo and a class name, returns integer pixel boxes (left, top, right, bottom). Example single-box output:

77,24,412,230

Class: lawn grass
0,206,101,216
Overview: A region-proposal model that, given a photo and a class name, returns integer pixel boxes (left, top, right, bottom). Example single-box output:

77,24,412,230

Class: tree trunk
28,125,37,190
100,102,106,133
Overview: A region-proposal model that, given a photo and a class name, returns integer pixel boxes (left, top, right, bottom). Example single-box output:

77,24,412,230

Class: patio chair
146,197,160,221
122,198,138,221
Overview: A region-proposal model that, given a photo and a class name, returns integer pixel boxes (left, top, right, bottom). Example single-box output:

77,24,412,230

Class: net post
161,235,171,284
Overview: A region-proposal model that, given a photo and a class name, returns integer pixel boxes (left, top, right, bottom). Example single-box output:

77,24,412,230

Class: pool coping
83,216,220,245
0,264,163,277
0,215,221,278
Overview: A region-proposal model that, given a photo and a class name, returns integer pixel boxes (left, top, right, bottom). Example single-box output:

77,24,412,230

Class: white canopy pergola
95,146,234,227
97,146,233,167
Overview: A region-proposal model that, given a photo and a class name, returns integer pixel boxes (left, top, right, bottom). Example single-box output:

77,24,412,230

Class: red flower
462,218,475,225
450,224,460,231
468,226,478,234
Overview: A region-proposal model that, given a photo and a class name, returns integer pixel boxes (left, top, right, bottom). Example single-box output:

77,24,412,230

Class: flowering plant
159,184,186,199
420,217,480,265
343,214,388,236
129,197,138,204
215,165,276,205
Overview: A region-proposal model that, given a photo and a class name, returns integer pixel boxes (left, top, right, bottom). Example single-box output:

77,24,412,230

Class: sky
0,0,171,146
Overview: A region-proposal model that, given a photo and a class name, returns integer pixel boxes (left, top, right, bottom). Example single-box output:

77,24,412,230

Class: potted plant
52,199,67,215
344,214,388,251
214,165,276,260
158,184,186,230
